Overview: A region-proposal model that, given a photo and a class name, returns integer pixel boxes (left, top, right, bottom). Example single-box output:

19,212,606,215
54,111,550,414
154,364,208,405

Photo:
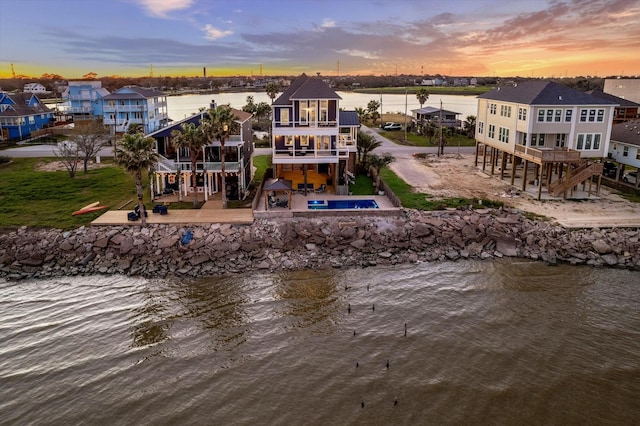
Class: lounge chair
315,184,326,193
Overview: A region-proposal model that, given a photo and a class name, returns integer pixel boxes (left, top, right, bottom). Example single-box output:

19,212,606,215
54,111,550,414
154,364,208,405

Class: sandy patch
390,153,640,227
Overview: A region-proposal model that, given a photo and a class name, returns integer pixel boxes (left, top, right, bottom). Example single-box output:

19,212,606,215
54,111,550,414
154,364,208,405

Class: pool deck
91,192,401,226
253,192,400,219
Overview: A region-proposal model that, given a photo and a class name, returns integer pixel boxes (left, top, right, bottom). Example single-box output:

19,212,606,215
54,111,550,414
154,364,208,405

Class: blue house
0,92,55,141
101,86,169,135
62,80,110,122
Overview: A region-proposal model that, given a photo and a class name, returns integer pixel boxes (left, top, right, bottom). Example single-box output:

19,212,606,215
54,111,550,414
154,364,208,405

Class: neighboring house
604,78,640,104
271,73,359,195
101,86,169,135
62,80,110,121
23,83,47,94
411,106,461,129
587,89,640,124
475,80,617,199
148,104,254,201
0,92,54,140
608,119,640,183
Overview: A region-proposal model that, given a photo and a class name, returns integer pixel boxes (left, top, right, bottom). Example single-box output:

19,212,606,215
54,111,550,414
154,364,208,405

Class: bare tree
71,121,110,173
54,141,80,178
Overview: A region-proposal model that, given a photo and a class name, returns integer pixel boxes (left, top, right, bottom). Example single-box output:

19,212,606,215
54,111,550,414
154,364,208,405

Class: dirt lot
389,153,640,228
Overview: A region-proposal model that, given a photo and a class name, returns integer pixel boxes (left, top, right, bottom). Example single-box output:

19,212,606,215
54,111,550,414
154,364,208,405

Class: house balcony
67,107,94,114
154,154,242,173
514,145,582,164
272,146,344,163
103,105,148,113
273,119,337,129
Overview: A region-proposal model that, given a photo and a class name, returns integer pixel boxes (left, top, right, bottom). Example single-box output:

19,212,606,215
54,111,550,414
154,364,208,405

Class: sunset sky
1,0,639,79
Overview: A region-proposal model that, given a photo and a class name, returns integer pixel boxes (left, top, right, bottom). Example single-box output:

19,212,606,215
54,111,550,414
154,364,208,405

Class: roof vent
559,96,563,101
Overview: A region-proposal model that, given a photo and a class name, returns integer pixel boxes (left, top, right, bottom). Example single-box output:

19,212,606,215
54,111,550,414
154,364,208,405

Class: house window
531,134,545,147
300,135,309,146
580,109,588,122
565,109,573,122
281,109,289,125
500,105,511,117
554,110,562,122
299,100,316,124
580,108,604,122
576,133,602,150
556,134,566,147
320,100,328,122
518,108,527,120
29,116,35,124
597,109,604,122
636,150,640,160
477,121,484,135
489,103,496,115
488,124,495,138
498,127,509,143
284,135,293,146
623,146,629,157
538,110,545,122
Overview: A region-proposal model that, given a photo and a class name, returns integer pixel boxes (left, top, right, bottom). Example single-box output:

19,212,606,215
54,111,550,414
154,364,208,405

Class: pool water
308,199,379,210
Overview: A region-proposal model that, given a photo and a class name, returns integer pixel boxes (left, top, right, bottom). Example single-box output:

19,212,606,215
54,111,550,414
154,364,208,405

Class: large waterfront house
608,119,640,186
101,86,169,135
0,92,55,141
475,80,618,199
62,80,110,122
147,104,254,202
271,73,359,195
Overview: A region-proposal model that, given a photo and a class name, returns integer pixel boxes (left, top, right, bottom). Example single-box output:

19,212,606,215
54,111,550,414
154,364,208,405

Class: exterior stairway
548,161,604,197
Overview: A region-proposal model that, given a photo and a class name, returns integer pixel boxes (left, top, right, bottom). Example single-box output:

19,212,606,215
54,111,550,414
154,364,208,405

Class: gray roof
339,110,360,126
102,86,166,100
412,106,460,116
0,92,53,117
586,89,640,107
264,178,293,191
274,73,341,105
610,119,640,147
478,80,618,106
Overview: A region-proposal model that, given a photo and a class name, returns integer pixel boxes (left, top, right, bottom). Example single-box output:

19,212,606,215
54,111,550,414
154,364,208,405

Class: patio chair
315,184,326,193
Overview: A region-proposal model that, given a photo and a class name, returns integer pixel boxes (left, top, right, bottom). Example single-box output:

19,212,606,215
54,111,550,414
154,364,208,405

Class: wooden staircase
548,161,604,197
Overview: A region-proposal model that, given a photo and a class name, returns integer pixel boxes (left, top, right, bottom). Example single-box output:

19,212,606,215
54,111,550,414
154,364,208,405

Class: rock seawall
1,208,639,280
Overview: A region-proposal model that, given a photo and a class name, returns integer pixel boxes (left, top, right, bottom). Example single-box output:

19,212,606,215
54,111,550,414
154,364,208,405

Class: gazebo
263,178,293,210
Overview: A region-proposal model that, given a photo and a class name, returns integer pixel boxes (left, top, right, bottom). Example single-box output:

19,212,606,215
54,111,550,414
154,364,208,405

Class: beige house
475,80,617,199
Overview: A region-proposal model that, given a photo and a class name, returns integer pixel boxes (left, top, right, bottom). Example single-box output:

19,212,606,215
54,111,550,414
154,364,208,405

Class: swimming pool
308,199,379,210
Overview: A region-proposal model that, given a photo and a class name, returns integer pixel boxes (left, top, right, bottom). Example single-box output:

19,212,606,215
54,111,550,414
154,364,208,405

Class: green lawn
379,130,477,148
0,158,143,229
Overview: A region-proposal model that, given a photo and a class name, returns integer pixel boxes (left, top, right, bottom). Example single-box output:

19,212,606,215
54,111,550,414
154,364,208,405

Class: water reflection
177,276,249,349
273,269,340,333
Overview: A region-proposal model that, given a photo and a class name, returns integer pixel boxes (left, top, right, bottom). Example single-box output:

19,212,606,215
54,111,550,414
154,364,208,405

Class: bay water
1,260,639,425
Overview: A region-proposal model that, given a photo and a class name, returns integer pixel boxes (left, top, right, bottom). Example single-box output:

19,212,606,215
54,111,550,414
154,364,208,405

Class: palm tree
463,115,477,138
356,130,382,172
265,82,280,104
368,153,395,192
171,122,207,208
114,132,158,226
416,88,429,108
201,105,239,208
355,107,368,123
126,123,144,135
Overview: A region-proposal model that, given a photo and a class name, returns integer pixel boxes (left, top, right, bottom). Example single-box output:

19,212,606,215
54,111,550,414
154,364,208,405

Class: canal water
166,91,479,122
1,260,639,424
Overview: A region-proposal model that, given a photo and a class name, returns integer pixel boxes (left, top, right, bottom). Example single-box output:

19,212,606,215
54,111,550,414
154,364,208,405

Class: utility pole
404,89,408,142
438,100,443,157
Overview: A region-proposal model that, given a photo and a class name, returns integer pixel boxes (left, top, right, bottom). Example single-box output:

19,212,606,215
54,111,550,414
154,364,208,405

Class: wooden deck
91,207,254,226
